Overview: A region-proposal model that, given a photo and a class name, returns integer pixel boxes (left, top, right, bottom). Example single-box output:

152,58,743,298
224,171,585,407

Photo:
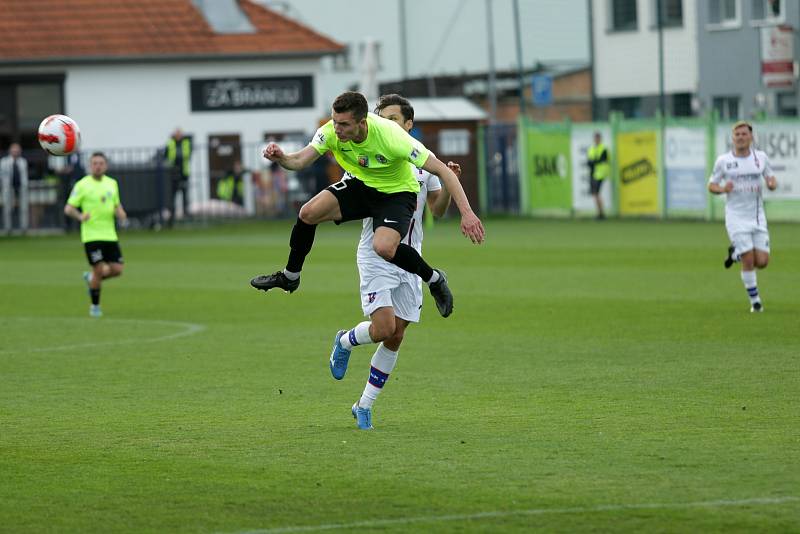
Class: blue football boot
329,330,351,380
351,402,373,430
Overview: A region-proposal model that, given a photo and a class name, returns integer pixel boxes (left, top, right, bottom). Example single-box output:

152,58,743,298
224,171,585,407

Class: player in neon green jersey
64,152,127,318
250,91,485,318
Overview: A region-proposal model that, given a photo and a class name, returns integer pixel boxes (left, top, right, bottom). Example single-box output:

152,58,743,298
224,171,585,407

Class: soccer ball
38,114,81,156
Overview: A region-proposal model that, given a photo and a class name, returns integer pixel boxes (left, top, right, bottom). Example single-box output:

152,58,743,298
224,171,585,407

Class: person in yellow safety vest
165,128,192,225
587,131,610,220
217,160,245,206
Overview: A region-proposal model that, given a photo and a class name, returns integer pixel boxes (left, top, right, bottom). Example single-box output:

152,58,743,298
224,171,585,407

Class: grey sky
264,0,589,80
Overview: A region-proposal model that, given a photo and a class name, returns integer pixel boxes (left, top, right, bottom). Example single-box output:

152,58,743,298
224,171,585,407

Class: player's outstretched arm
422,154,485,244
263,143,321,171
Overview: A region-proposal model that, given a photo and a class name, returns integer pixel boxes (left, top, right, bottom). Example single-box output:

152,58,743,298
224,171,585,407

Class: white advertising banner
760,25,794,88
571,126,613,213
665,127,707,212
716,123,800,200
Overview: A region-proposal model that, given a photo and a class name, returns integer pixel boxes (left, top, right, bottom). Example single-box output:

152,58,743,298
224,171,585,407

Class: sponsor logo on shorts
358,155,369,167
90,250,103,262
367,292,377,303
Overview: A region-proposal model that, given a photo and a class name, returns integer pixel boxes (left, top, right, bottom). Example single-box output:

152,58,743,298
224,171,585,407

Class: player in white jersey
708,121,777,312
329,94,455,430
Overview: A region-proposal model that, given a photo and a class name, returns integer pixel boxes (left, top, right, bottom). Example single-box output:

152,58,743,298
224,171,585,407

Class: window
654,0,683,27
708,0,739,26
438,129,470,156
610,0,638,31
712,96,741,120
672,93,692,116
752,0,784,23
777,92,797,117
609,96,642,118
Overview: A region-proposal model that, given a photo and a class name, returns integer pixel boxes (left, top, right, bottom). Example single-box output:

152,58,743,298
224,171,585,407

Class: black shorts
84,241,124,266
326,176,416,235
590,177,605,195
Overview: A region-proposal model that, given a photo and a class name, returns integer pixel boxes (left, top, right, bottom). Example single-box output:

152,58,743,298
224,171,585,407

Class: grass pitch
1,218,798,533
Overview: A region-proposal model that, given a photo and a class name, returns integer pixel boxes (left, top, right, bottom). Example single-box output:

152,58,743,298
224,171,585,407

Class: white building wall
593,0,698,97
63,58,324,150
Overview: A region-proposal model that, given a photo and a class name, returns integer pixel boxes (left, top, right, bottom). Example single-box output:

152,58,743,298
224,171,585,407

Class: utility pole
399,0,408,81
512,0,527,118
657,0,666,117
485,0,497,124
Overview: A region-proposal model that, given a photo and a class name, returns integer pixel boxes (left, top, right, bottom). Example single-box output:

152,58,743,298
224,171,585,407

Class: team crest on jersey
358,155,369,167
367,292,377,303
376,154,388,164
726,162,738,169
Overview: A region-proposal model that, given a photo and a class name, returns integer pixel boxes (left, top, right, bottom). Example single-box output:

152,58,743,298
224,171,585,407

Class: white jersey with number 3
709,149,772,233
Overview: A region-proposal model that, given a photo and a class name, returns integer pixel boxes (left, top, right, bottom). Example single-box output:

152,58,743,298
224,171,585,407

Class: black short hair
90,151,107,161
375,94,414,122
332,91,368,121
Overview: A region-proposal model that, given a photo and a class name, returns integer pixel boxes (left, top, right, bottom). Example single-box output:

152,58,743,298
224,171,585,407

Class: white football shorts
729,228,770,259
358,269,423,323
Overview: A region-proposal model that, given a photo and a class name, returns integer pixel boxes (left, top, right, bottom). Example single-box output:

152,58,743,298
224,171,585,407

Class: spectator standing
0,143,30,234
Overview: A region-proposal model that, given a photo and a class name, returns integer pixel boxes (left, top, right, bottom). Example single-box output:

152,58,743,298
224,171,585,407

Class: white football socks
741,270,760,305
339,321,372,350
359,343,398,409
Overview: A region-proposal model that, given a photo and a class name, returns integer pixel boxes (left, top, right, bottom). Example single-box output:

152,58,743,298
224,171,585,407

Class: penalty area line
231,496,799,534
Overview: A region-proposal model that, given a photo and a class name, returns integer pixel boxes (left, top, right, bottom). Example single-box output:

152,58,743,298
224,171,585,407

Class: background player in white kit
708,121,777,312
329,94,454,429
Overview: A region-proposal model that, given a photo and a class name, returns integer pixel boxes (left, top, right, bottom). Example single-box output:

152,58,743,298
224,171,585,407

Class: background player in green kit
250,91,484,318
63,152,127,318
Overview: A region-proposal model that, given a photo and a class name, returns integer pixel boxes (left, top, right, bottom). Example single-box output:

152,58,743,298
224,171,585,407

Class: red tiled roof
0,0,343,63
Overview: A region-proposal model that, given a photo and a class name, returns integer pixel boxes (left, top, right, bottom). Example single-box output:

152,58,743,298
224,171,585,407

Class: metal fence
1,142,331,234
483,123,520,214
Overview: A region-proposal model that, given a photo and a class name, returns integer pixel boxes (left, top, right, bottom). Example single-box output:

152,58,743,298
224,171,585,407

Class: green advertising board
527,127,572,214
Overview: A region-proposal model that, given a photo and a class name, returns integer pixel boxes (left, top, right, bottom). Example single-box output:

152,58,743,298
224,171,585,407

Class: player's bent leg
754,250,769,269
368,307,396,342
251,192,343,293
739,250,755,271
372,226,401,261
106,263,123,279
298,189,342,224
382,318,409,352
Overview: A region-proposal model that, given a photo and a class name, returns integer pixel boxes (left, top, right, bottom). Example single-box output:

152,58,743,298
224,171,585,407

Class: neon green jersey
68,175,120,243
311,113,428,194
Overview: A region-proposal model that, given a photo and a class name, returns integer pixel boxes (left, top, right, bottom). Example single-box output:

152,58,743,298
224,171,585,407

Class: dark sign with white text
190,76,313,112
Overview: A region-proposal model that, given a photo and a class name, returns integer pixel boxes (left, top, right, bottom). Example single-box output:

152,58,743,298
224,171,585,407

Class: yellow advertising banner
616,130,659,216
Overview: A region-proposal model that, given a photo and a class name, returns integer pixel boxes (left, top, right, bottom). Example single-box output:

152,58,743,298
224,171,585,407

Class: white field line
231,496,799,534
0,317,205,354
